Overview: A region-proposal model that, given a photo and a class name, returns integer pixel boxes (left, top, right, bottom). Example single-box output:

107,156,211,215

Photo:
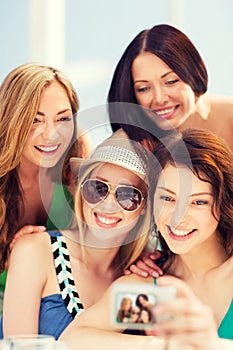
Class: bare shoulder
219,256,233,293
10,231,51,263
207,94,233,105
207,94,233,118
201,95,233,150
224,256,233,275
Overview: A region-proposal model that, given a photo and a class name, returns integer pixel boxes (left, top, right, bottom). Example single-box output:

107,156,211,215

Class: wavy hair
0,63,87,271
150,128,233,270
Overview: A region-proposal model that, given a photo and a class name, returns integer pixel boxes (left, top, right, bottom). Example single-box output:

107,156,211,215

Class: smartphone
110,282,176,330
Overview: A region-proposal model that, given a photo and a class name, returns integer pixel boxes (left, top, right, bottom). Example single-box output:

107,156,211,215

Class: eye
160,195,174,202
33,117,41,124
193,200,208,205
57,116,72,122
135,85,150,93
165,79,179,86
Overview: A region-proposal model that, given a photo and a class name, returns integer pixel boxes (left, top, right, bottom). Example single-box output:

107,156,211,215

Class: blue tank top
0,231,84,339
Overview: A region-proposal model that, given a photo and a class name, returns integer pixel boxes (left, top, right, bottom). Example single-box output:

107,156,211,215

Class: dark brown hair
108,24,208,150
150,128,233,269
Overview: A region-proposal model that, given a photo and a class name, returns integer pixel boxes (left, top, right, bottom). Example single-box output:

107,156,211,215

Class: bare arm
60,274,233,350
60,275,191,350
3,233,49,336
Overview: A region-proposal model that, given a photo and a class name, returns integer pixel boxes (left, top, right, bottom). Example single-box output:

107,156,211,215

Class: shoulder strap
50,232,84,318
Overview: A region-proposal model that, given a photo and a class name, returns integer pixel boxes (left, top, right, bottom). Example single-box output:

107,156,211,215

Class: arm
60,274,233,350
60,275,190,350
148,276,233,350
3,233,49,336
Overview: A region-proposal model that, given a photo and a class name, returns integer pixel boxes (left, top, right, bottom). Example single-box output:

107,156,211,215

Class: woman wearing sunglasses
59,129,233,350
0,129,151,339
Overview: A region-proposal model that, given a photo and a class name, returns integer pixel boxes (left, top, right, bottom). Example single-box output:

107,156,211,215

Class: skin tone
59,164,233,350
3,163,146,336
153,165,232,326
130,306,140,323
20,82,74,169
154,164,220,255
132,52,196,131
131,52,233,150
11,82,74,244
140,309,150,323
82,163,146,248
129,51,233,278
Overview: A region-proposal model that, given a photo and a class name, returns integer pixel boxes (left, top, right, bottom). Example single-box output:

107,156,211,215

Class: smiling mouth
167,225,196,237
94,213,122,226
35,144,60,154
152,105,179,119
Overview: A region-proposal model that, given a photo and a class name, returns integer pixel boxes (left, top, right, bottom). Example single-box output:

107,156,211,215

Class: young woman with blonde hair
0,63,90,309
0,129,151,339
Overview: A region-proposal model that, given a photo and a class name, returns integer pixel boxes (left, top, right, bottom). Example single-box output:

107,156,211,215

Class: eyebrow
37,108,72,116
156,186,213,197
134,70,174,84
95,176,136,187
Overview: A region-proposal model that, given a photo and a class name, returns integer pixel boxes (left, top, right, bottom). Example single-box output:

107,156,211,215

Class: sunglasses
81,179,146,212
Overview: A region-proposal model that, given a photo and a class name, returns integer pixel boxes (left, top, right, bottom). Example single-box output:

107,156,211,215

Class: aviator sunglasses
81,179,146,212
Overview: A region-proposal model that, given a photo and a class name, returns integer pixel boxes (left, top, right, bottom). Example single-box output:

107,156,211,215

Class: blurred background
1,0,232,145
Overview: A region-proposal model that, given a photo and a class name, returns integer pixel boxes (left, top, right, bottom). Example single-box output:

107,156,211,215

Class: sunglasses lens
81,180,108,204
116,187,142,211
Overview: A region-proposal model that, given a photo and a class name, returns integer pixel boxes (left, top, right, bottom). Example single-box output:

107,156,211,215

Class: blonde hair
73,160,151,275
0,63,87,270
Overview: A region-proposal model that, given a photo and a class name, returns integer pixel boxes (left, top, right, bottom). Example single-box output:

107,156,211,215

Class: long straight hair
0,63,85,271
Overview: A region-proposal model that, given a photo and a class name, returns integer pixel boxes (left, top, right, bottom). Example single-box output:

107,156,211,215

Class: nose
97,191,120,212
42,120,58,141
152,85,168,105
169,200,191,230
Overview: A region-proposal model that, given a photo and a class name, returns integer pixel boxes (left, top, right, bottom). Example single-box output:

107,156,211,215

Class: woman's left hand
124,250,164,278
147,275,221,350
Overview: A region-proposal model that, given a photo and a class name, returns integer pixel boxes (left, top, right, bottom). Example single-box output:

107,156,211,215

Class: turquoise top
218,299,233,339
153,278,233,340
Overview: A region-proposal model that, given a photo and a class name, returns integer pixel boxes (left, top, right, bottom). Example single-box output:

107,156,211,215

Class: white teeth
171,228,194,236
96,214,119,225
36,145,59,152
156,107,175,115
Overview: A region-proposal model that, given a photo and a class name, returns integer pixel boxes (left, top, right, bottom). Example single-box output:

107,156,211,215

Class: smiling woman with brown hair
108,24,233,152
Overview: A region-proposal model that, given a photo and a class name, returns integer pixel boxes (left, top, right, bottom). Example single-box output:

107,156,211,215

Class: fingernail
141,271,148,277
152,271,159,278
